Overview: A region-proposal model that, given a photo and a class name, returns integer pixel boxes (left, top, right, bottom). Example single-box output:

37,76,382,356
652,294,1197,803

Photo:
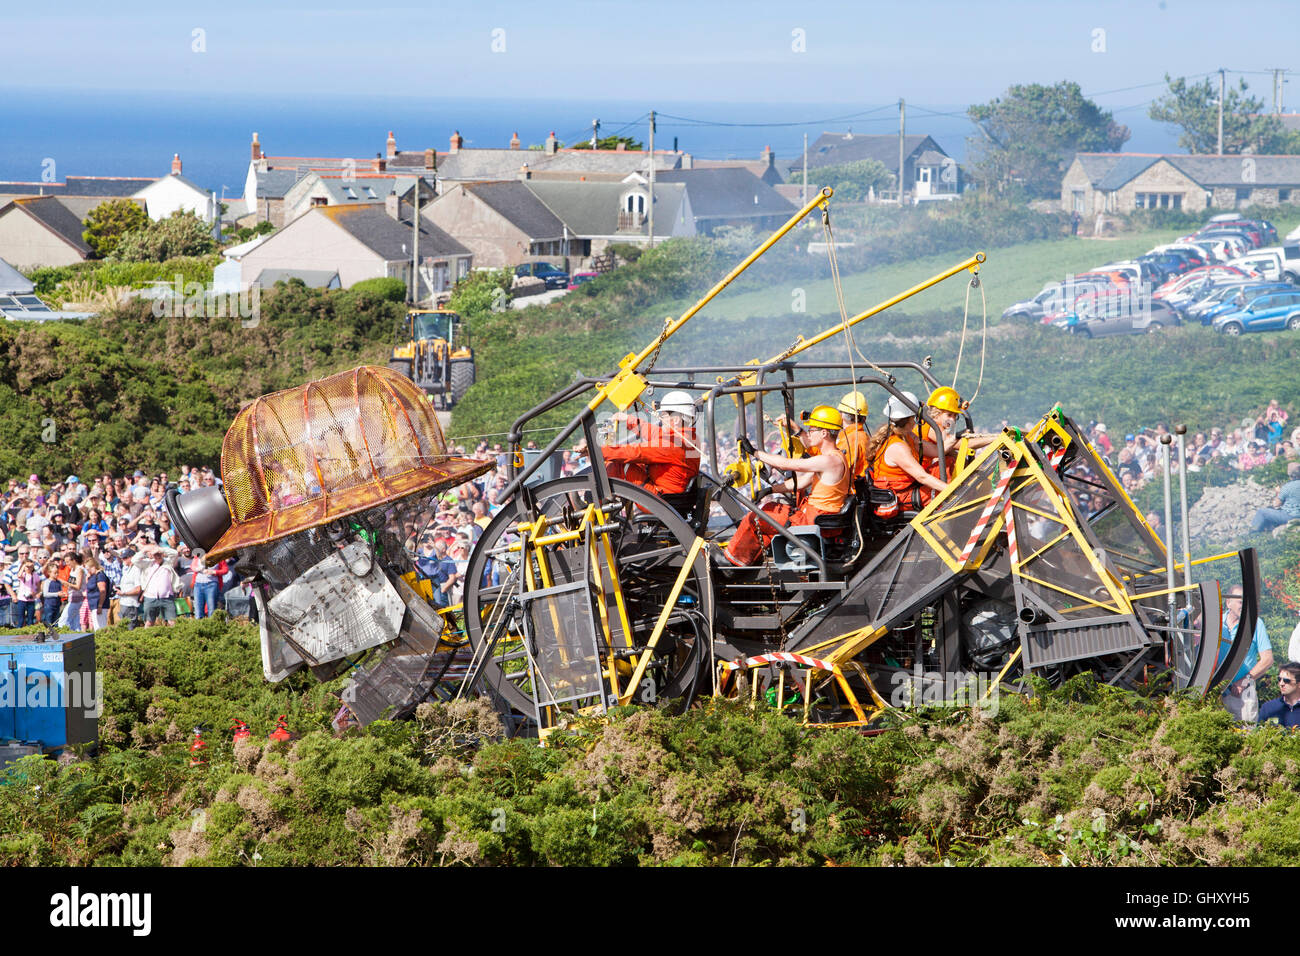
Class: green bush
112,210,218,262
348,277,408,303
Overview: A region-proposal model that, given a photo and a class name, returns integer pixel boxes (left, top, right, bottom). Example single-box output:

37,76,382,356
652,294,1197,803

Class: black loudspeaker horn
166,485,232,554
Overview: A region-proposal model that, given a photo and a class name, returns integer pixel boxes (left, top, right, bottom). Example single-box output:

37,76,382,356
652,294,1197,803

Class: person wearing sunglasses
1217,586,1273,722
1258,661,1300,728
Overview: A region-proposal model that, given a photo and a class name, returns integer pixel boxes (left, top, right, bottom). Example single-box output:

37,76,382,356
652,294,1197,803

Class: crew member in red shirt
581,390,701,496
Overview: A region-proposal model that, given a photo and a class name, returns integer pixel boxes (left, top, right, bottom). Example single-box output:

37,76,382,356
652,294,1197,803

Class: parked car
1212,289,1300,335
567,271,599,289
1155,265,1251,301
514,261,570,290
1187,281,1294,325
1049,287,1180,337
1001,276,1114,323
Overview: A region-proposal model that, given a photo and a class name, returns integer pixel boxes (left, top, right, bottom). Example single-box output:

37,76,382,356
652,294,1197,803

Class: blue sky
9,0,1298,111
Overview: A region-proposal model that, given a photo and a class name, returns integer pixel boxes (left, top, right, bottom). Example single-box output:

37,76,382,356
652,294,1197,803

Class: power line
654,103,895,129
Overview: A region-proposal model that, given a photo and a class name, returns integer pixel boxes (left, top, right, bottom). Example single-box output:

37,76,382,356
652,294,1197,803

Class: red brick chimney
423,147,435,169
450,130,463,153
171,153,182,175
386,130,397,159
372,154,385,173
251,132,262,161
510,131,520,150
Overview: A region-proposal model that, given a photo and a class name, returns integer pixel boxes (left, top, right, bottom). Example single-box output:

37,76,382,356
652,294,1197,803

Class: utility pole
898,98,906,205
648,110,656,248
1217,68,1225,156
591,118,600,149
412,181,420,306
802,132,808,207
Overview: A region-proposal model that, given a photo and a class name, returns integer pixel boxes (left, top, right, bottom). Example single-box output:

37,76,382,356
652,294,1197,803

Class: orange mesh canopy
206,365,492,561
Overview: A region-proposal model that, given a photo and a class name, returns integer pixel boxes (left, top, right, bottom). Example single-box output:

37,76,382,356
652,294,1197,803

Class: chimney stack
449,130,463,153
386,130,397,159
251,132,262,161
171,153,182,175
424,147,435,169
510,131,520,150
385,192,400,221
761,145,774,170
616,141,626,152
373,154,385,173
545,131,558,155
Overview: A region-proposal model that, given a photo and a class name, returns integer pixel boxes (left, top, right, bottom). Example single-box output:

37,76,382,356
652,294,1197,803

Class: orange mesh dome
205,365,492,561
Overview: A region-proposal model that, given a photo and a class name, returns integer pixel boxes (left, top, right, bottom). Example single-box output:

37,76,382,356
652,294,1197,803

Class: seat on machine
657,477,709,530
772,495,858,570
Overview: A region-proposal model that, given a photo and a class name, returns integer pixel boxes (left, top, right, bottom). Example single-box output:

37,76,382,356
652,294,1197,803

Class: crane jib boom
746,251,986,377
589,187,837,414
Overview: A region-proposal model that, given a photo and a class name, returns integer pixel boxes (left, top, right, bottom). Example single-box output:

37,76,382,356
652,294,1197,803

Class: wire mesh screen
523,581,606,709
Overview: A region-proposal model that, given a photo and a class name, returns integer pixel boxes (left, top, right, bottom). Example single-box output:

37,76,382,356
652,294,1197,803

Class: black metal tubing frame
493,362,966,574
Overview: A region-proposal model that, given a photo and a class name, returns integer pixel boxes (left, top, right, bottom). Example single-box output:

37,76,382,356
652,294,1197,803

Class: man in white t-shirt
117,551,146,628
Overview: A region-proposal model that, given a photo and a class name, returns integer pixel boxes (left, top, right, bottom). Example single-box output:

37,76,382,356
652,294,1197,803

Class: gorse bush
3,617,1298,866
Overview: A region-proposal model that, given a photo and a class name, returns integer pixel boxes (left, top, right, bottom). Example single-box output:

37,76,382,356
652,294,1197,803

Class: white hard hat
884,390,919,421
658,390,696,421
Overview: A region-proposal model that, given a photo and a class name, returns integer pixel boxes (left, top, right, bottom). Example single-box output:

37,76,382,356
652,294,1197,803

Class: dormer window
624,192,646,215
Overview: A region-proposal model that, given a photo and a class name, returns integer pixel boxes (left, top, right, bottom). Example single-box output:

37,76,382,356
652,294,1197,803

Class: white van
1227,247,1300,283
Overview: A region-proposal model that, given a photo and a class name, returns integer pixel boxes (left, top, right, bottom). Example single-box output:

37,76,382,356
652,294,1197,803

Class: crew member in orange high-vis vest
787,391,871,480
871,391,948,512
919,386,997,479
721,405,851,566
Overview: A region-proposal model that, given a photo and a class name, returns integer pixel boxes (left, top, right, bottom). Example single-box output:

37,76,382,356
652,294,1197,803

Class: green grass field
693,231,1202,324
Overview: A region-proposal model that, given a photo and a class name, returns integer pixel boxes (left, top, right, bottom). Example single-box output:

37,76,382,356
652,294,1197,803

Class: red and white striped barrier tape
958,460,1017,564
718,651,839,673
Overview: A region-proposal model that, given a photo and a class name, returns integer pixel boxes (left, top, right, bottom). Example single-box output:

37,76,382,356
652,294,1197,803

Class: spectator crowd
0,466,240,630
1079,398,1298,496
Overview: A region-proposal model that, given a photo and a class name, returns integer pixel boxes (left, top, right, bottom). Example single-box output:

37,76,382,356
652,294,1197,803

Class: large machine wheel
462,477,713,726
449,359,475,406
387,357,413,380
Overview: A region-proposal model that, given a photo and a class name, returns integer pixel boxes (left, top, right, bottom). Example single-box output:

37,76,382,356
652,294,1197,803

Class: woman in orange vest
721,405,851,566
919,386,998,479
872,391,949,511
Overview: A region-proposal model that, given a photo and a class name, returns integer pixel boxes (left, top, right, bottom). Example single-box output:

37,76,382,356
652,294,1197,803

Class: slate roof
1095,156,1161,190
255,169,307,199
63,176,155,197
523,180,687,237
461,181,567,239
798,133,941,171
317,204,470,261
54,196,146,222
1168,155,1300,186
435,148,683,182
654,168,795,220
5,197,92,256
1072,152,1300,189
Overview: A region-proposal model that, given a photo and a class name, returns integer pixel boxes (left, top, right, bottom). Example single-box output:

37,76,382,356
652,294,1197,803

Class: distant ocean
1,88,1181,196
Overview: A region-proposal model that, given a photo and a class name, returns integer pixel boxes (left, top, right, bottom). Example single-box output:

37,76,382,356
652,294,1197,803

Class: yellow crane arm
589,187,836,413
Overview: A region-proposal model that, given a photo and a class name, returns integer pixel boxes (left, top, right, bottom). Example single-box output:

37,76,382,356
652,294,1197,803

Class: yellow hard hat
837,390,869,417
927,386,963,414
803,405,843,432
